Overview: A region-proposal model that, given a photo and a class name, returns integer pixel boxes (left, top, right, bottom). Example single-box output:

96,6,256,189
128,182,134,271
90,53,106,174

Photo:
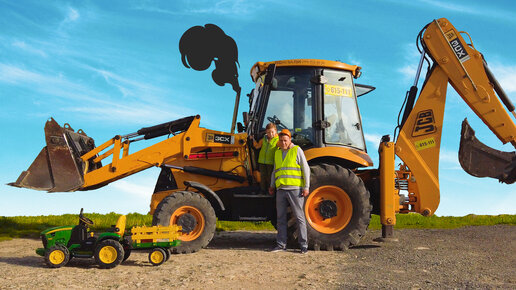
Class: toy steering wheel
79,208,94,225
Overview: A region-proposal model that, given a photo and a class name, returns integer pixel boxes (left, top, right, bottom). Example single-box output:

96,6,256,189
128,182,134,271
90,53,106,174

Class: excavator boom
420,18,516,183
380,18,516,229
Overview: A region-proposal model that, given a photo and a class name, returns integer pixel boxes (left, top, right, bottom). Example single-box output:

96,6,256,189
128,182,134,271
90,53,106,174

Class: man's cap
278,129,291,138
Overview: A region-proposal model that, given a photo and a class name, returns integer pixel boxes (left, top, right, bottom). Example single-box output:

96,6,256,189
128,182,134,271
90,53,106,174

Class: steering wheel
267,115,287,131
79,208,94,226
292,129,313,147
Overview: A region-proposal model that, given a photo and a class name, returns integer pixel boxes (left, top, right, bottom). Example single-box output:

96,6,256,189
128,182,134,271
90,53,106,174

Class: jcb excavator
10,18,516,252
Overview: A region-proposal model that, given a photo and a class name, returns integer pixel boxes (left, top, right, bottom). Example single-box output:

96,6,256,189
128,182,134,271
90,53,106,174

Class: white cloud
397,43,424,82
439,148,461,170
87,66,164,98
386,0,516,22
364,133,382,145
12,41,47,58
0,64,70,87
57,6,80,33
111,179,154,198
345,54,362,67
398,65,417,81
66,7,80,22
418,0,480,15
488,63,516,94
190,0,252,15
63,104,187,125
0,63,194,124
133,0,255,16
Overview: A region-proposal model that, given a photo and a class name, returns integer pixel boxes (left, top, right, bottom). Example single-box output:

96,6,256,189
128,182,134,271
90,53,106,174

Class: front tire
94,239,124,269
152,191,216,254
289,163,372,251
45,245,70,268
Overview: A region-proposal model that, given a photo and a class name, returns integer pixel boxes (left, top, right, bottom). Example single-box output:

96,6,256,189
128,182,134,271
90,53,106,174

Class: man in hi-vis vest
268,129,310,254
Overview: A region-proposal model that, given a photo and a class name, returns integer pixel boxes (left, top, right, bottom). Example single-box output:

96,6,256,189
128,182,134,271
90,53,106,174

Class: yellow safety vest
258,135,278,165
274,146,305,188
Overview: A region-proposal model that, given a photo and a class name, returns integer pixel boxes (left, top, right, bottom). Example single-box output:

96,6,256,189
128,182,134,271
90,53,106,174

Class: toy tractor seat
115,215,126,236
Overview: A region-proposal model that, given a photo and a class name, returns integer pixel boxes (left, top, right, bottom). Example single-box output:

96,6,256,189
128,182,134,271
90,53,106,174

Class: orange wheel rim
305,185,352,234
170,206,205,241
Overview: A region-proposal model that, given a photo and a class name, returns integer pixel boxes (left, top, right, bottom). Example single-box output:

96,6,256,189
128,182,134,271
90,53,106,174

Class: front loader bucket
459,118,516,184
9,118,98,192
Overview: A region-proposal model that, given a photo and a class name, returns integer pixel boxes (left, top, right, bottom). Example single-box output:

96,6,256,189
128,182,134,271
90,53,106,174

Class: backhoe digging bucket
459,118,516,184
9,118,98,192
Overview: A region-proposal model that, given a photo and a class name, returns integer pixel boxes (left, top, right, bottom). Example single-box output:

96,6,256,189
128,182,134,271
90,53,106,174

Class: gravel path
0,225,514,289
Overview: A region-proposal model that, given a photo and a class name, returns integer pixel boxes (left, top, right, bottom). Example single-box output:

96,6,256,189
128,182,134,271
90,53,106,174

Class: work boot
269,245,286,252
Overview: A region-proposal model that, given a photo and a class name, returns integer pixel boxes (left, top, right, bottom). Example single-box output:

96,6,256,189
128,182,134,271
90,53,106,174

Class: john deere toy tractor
37,208,128,268
37,208,181,268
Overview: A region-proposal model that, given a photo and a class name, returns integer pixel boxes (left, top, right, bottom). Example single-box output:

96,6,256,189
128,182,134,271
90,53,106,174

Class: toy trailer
129,225,182,266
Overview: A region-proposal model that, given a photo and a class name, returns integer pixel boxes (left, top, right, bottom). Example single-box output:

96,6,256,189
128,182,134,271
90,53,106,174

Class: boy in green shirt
251,123,278,194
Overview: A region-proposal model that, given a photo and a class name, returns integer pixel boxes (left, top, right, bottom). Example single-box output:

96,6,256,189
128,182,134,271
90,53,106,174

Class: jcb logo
412,110,437,137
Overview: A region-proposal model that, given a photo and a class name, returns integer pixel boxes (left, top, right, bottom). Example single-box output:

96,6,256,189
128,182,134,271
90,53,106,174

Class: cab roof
250,59,361,82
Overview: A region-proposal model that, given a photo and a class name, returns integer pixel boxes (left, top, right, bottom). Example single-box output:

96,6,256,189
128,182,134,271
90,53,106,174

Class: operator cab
247,59,373,153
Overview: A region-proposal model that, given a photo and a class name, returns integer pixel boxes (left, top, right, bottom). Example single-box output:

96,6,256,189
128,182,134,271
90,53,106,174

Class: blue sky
1,0,515,216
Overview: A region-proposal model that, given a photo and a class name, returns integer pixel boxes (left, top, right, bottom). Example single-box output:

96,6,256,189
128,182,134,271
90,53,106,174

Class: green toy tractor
36,208,128,268
36,208,181,268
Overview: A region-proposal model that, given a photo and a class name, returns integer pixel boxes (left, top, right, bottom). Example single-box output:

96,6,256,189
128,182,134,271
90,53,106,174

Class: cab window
322,69,365,150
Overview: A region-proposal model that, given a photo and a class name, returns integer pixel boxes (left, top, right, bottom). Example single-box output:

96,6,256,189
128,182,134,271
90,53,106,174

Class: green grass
1,213,514,241
367,213,516,230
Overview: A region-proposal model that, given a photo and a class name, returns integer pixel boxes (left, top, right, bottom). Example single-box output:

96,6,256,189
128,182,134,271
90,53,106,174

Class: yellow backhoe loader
10,18,516,252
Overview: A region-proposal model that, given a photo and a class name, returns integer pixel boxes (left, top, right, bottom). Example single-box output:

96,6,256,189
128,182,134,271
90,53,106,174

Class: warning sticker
414,137,436,151
444,29,470,63
324,84,353,97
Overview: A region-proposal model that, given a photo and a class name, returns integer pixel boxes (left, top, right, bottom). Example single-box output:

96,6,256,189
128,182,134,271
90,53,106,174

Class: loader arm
10,115,249,192
379,18,516,230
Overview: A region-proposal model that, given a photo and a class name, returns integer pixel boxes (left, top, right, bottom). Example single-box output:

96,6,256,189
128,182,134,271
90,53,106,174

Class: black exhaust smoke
179,24,240,93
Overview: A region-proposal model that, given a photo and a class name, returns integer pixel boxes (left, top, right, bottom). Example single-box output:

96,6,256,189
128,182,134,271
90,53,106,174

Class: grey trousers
276,188,308,248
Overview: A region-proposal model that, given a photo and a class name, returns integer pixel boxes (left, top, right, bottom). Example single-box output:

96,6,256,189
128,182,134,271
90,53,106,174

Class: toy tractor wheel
122,239,131,262
152,190,216,254
149,248,167,266
165,248,171,262
288,163,372,251
45,245,70,268
94,239,124,269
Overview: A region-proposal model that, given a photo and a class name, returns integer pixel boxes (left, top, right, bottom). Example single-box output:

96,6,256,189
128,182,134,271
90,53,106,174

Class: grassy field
1,212,514,241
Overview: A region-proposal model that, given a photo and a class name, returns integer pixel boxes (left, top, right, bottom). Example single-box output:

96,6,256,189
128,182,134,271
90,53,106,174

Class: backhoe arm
10,115,249,192
379,18,516,231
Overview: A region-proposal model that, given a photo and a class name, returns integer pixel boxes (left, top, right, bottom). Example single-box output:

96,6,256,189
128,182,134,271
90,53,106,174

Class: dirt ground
0,225,514,289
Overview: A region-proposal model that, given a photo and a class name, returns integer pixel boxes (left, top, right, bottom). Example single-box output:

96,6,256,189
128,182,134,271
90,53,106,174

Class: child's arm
250,136,263,149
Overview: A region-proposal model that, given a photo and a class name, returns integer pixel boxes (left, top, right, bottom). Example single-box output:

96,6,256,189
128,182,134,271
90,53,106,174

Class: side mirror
237,122,245,133
355,84,376,97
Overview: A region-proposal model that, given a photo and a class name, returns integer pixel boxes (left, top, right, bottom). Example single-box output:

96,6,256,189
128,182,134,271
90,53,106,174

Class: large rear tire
288,163,371,251
152,191,216,254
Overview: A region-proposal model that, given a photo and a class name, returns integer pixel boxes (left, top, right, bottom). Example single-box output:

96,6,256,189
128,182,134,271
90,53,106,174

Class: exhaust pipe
8,118,98,192
459,118,516,184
